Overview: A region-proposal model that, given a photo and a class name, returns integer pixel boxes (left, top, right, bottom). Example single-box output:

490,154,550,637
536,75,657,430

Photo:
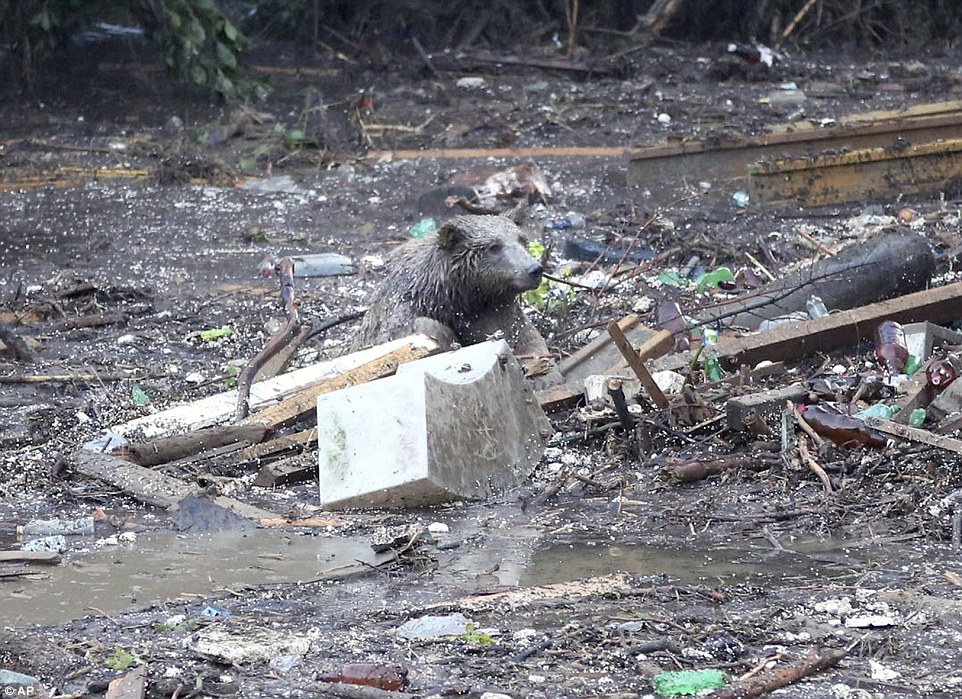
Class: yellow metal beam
747,137,962,207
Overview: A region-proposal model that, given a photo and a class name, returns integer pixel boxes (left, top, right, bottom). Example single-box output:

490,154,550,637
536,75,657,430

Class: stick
782,0,820,41
235,258,300,421
712,645,847,698
798,437,833,494
607,321,669,409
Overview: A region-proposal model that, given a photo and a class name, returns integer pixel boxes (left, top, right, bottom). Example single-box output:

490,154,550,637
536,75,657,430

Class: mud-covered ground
3,29,962,698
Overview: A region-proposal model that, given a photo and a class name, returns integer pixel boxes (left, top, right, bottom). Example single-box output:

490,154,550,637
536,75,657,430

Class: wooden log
240,340,436,430
120,425,268,466
697,230,935,330
84,334,439,446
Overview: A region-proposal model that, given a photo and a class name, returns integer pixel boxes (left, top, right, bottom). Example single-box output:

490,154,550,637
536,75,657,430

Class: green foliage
105,645,144,671
458,622,494,647
523,241,575,315
156,617,201,633
0,0,260,99
137,0,258,100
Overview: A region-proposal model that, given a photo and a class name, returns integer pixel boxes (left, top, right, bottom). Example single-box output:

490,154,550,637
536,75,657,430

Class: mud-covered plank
0,551,61,565
654,281,962,372
71,451,281,521
105,665,147,699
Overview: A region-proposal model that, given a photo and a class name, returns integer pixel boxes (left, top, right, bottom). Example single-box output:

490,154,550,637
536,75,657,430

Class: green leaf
131,385,150,406
215,41,236,68
223,21,238,42
200,326,233,341
191,64,207,85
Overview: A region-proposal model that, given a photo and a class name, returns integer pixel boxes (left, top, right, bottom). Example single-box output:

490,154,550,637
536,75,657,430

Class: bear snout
526,261,544,284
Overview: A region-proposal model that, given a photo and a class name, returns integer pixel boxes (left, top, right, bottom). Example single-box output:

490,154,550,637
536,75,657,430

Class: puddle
521,540,879,587
1,528,379,626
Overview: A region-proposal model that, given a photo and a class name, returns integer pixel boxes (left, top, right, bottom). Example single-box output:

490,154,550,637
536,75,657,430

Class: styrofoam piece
317,340,551,508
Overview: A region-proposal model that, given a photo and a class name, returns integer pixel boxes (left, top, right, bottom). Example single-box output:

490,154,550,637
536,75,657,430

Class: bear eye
489,242,503,253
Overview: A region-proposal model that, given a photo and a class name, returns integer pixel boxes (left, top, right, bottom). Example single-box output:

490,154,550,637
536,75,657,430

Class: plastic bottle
543,212,586,231
908,408,926,427
798,405,887,449
874,320,909,374
854,403,899,420
926,354,962,391
806,295,829,319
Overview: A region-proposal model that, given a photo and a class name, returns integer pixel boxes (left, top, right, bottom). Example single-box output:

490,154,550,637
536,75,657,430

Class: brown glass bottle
319,663,409,691
874,320,909,374
798,405,887,449
926,354,962,392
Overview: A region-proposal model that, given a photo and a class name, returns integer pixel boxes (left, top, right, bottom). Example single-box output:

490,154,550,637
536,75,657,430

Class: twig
410,35,440,79
235,258,300,422
745,252,777,282
782,0,821,41
792,402,825,448
798,437,833,494
712,645,847,698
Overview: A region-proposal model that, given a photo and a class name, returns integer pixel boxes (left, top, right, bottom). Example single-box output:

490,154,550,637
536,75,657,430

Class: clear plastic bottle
874,320,909,374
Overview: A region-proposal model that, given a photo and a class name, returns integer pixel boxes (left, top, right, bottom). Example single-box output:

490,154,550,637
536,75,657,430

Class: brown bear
354,213,560,386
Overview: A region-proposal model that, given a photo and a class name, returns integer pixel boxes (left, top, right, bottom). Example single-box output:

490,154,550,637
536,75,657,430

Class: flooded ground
2,27,962,699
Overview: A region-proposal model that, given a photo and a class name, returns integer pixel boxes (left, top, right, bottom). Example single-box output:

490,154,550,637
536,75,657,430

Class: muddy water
1,528,380,627
522,539,877,587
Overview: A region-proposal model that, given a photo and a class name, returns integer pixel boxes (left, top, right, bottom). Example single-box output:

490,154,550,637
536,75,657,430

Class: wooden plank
0,550,61,565
373,146,627,161
559,314,656,383
652,281,962,373
748,138,962,207
608,321,669,409
73,451,191,508
83,334,438,449
628,99,962,193
71,451,281,522
240,340,437,430
864,417,962,455
105,664,147,699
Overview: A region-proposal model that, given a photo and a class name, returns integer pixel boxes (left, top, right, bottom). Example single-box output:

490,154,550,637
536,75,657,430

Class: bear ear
502,201,527,225
436,220,464,249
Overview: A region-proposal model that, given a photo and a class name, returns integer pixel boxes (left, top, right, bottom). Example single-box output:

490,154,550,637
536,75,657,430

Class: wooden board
71,451,281,522
652,281,962,372
82,334,438,450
